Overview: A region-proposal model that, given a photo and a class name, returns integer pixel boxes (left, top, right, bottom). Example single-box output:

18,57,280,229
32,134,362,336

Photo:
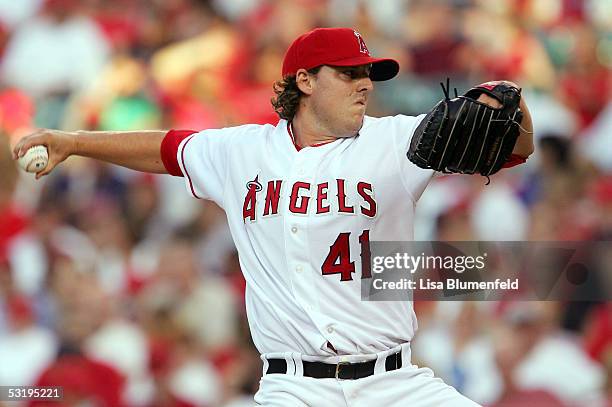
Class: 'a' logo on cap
353,30,370,55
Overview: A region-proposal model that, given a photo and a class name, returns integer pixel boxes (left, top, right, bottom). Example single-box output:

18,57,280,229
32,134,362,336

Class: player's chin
354,112,366,131
343,122,363,138
337,110,365,137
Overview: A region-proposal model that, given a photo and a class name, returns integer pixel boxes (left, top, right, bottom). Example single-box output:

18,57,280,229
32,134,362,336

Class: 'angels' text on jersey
242,177,377,221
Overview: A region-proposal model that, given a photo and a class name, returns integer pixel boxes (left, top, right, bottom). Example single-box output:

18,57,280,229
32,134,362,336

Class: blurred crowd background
0,0,611,406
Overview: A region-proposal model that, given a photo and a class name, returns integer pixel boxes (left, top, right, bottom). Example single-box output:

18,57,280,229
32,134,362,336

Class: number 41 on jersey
321,230,371,281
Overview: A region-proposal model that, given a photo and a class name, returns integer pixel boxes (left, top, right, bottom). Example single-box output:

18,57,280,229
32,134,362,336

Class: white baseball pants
254,343,481,407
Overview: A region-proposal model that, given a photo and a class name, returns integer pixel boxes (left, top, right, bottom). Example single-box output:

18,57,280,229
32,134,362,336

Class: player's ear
296,69,314,95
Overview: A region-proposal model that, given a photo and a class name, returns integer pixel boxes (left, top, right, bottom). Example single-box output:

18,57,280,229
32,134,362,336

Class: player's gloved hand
12,129,77,179
407,79,523,179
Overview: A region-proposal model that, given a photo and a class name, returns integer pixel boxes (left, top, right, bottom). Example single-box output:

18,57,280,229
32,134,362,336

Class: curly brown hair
271,67,322,121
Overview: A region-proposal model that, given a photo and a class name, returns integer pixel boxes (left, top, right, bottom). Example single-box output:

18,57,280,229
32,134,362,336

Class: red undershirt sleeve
503,154,527,169
160,129,197,176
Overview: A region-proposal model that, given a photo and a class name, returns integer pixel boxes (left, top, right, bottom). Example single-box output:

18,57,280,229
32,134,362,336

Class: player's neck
291,111,338,148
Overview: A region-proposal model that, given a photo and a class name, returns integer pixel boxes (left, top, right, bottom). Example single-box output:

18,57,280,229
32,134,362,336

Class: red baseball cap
282,27,400,81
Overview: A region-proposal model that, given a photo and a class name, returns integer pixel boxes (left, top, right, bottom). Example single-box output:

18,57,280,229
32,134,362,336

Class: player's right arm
12,129,169,179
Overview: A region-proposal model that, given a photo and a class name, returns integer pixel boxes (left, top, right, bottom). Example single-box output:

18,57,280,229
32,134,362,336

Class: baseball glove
407,79,523,180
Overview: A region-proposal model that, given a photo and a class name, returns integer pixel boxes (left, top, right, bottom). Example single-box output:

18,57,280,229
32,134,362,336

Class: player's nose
358,76,373,93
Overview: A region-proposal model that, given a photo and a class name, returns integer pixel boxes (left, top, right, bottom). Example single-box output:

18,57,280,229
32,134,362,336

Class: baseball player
14,27,533,406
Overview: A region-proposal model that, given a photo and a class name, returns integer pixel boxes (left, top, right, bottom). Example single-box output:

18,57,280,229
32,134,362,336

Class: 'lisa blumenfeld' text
372,278,519,291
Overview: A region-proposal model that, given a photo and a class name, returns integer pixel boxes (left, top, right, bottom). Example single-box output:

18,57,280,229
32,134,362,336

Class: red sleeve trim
161,129,197,176
180,135,201,199
503,154,527,169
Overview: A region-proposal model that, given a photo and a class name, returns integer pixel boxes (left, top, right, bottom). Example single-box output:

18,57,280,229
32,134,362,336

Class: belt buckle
335,361,351,379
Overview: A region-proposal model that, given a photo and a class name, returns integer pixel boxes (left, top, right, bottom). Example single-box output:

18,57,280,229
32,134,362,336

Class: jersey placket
283,148,321,319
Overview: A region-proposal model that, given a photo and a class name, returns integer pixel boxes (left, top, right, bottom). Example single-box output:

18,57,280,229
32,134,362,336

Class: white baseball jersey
161,114,434,357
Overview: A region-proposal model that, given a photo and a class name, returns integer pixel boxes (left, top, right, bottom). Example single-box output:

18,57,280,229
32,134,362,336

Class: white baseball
18,145,49,173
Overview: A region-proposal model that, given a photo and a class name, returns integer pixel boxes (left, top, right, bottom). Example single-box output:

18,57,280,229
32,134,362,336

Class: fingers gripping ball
18,145,49,173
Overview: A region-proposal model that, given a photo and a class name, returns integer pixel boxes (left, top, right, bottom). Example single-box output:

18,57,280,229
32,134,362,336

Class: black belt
266,350,402,380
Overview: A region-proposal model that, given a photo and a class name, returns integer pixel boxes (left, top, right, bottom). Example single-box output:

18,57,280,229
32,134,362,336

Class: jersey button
327,327,334,334
295,265,303,273
291,226,298,233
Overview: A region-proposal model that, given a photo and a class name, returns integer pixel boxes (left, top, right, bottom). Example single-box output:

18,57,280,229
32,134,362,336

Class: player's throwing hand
12,129,76,179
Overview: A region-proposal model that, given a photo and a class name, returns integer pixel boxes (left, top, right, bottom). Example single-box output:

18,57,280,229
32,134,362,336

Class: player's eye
336,66,370,79
340,69,356,78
